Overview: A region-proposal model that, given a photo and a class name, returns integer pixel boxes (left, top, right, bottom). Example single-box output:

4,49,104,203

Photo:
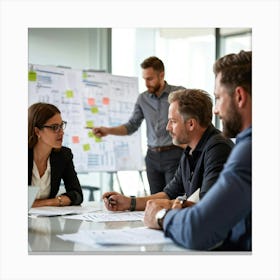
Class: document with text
63,210,144,222
57,226,173,246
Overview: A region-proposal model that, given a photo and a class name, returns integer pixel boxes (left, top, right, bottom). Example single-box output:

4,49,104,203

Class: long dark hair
28,102,60,148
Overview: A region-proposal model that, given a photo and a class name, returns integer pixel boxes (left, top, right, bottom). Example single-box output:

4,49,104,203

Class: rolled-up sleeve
123,96,144,135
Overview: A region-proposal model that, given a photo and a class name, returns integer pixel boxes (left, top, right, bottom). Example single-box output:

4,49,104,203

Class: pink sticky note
102,97,110,105
72,136,80,144
88,98,95,106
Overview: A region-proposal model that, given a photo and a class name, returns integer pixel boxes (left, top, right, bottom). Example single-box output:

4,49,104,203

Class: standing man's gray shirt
124,82,185,147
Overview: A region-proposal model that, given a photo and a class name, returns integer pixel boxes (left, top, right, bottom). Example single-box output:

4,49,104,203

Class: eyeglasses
41,121,67,133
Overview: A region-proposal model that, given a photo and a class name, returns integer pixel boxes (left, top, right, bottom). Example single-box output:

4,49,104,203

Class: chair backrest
81,185,100,201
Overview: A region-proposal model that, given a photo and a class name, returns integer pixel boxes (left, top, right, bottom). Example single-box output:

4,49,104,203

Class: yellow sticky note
91,107,98,114
94,136,102,143
86,121,94,128
66,90,74,98
82,72,88,79
88,131,94,138
83,144,90,151
28,71,37,81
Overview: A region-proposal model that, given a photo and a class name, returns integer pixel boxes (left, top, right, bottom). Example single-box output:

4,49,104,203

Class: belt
148,145,178,152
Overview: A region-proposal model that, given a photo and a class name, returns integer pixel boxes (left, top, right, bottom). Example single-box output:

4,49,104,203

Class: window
112,28,216,194
220,28,252,55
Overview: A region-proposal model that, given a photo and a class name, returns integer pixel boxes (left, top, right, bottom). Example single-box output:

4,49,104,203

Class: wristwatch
130,196,136,211
155,208,169,229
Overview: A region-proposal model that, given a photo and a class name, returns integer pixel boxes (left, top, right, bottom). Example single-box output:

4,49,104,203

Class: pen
176,193,187,205
84,127,94,129
108,196,117,206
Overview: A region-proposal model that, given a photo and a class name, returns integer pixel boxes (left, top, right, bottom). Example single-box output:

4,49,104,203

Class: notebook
28,186,40,210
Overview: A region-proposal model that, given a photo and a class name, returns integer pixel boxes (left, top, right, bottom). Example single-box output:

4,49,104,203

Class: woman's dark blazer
28,147,83,205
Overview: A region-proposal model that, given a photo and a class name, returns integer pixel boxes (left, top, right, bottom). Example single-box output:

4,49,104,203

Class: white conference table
28,202,189,254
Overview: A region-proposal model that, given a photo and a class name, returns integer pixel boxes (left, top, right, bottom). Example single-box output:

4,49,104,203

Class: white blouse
31,158,51,199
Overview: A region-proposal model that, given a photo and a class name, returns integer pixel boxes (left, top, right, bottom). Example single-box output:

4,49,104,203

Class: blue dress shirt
163,126,252,250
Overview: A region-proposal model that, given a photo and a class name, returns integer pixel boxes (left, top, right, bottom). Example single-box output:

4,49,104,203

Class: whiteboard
28,64,143,172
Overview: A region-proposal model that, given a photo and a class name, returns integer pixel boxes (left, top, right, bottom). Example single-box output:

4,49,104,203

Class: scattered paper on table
188,188,200,203
28,205,100,217
63,210,144,222
57,226,173,246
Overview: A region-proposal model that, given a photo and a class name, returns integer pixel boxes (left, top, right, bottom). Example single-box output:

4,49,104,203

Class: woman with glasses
28,102,83,207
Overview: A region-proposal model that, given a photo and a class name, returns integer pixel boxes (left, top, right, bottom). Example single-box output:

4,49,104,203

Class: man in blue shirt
93,56,185,194
144,50,252,251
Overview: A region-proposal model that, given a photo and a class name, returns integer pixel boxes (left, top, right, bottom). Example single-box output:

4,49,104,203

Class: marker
84,126,94,129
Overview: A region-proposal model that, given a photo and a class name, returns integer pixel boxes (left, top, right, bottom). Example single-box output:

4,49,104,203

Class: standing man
93,56,185,194
144,50,252,251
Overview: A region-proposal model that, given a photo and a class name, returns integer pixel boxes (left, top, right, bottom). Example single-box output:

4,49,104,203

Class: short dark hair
168,89,213,127
140,56,165,72
213,50,252,96
28,102,60,148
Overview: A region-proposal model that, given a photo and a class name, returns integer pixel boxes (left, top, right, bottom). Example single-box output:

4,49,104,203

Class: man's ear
187,118,196,131
159,71,164,81
235,86,248,108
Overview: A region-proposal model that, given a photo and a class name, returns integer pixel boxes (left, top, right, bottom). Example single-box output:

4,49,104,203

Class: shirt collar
236,125,252,144
194,124,217,152
147,81,169,98
183,124,217,157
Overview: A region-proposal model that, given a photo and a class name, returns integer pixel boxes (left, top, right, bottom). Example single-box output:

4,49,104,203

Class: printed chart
28,65,143,172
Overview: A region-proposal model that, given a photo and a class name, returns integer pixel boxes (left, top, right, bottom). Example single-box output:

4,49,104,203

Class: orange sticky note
72,136,80,144
88,98,95,106
102,97,110,105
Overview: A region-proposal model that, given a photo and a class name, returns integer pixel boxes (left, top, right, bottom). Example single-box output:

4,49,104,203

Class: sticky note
28,71,37,81
91,107,98,114
86,121,94,128
94,136,102,143
82,72,88,79
83,144,90,151
88,131,94,138
66,90,74,98
72,136,80,143
102,97,110,105
88,98,95,106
